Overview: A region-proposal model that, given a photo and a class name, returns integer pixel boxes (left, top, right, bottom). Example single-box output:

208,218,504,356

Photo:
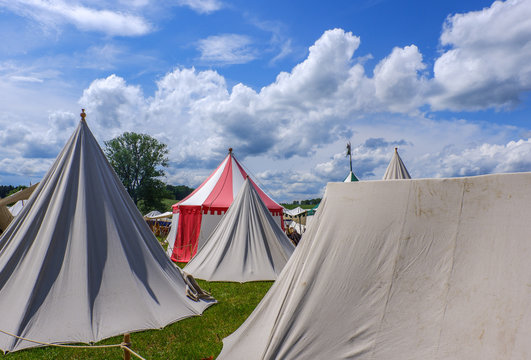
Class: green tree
104,132,169,212
0,185,16,198
166,184,195,200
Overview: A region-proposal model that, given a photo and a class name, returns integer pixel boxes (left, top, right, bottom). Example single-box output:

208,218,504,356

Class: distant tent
283,207,306,217
219,173,531,359
288,220,305,235
307,203,319,216
343,171,359,182
144,211,172,238
0,184,39,233
0,111,214,353
382,147,411,179
144,210,162,218
169,149,284,262
183,178,294,282
7,200,26,217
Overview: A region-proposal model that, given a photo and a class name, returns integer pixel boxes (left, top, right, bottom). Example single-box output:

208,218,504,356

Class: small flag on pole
346,142,353,172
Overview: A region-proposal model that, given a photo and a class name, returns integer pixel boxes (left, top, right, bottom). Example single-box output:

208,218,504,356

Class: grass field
1,278,273,359
281,203,317,210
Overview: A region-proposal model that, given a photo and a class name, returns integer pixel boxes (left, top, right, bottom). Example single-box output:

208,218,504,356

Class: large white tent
0,112,215,353
220,173,531,359
184,178,295,282
168,149,283,262
382,147,411,179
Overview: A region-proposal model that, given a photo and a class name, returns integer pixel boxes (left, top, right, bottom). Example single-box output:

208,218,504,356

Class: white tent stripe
231,156,245,201
180,156,230,206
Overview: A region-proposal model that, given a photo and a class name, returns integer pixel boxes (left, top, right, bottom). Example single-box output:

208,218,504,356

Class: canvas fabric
344,171,359,182
382,149,411,179
0,119,215,353
184,178,294,282
170,152,283,262
220,173,531,359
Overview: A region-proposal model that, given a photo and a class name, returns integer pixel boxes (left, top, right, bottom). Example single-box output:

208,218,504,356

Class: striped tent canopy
169,149,283,262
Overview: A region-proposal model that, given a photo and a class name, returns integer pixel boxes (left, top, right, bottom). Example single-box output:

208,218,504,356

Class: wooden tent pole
123,333,131,360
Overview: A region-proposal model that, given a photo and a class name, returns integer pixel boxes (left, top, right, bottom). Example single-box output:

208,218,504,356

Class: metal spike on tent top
80,109,86,122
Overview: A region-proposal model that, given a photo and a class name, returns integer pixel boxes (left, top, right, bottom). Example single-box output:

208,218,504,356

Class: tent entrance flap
171,206,203,262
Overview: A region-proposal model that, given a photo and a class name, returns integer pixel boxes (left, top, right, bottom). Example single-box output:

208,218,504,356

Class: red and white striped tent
169,149,284,262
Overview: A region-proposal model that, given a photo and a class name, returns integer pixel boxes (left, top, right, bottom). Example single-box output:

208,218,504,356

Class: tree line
290,198,321,205
0,185,28,199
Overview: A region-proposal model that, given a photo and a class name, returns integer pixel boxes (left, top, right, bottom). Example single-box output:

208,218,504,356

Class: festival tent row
184,178,295,282
167,149,284,262
0,111,215,353
219,173,531,359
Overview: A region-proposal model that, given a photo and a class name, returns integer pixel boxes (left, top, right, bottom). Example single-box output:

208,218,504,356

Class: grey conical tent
183,177,295,282
0,114,215,353
219,173,531,359
382,147,411,179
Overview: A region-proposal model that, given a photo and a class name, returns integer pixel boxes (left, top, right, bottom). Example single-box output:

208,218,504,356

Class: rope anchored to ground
0,328,147,360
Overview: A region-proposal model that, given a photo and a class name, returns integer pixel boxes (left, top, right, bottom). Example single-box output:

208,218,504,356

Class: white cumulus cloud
423,138,531,177
430,0,531,110
75,26,531,199
0,0,152,36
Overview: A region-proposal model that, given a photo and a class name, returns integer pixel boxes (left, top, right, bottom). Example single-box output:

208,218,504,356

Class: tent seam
368,182,412,360
433,180,466,358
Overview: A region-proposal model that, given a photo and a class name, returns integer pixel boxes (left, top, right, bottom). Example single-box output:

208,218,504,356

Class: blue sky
0,0,530,203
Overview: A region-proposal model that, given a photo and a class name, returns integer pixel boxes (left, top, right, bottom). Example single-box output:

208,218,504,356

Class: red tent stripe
172,154,230,211
203,154,234,208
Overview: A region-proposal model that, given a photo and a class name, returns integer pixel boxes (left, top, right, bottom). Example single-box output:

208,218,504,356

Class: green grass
281,203,317,210
1,279,273,360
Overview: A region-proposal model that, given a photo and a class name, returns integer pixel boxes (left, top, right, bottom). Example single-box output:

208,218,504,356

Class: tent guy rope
0,329,147,360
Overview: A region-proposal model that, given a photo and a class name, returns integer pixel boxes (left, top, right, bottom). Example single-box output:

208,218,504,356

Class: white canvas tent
382,147,411,179
0,112,215,353
183,178,295,282
288,220,305,235
220,173,531,359
283,206,306,217
7,200,26,217
166,214,178,257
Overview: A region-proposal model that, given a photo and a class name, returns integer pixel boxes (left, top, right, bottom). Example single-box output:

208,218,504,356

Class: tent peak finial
394,147,398,153
80,109,86,122
228,147,233,154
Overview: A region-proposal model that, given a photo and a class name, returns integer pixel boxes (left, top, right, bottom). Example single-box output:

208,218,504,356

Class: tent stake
123,333,131,360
